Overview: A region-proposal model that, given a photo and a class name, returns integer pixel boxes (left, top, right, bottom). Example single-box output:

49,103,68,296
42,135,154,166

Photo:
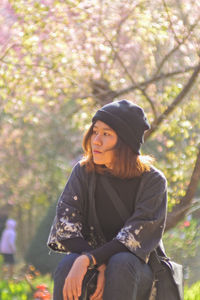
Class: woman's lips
93,150,102,154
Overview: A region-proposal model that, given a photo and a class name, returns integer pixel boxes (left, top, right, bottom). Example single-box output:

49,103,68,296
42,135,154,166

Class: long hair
80,123,153,178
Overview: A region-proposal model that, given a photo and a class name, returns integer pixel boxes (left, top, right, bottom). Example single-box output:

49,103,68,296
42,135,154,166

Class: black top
95,173,141,240
61,172,141,265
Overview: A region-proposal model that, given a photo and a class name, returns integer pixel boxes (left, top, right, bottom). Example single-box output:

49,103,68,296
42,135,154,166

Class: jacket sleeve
47,162,87,253
115,168,167,263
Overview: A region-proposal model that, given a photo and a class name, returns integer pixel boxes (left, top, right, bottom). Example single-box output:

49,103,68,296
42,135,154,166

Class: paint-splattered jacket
47,162,167,263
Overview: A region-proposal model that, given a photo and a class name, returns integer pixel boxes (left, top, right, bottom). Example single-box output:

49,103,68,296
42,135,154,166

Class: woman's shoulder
149,165,166,179
142,165,167,187
71,160,93,181
71,160,87,176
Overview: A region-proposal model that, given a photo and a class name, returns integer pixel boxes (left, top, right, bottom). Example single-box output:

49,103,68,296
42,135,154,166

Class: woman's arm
60,237,93,252
61,237,130,266
115,168,167,263
47,163,88,252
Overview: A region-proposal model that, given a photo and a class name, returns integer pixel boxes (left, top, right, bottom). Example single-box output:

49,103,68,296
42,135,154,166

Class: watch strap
82,252,96,269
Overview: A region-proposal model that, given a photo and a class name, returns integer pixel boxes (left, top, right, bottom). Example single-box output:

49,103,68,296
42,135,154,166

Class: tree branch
140,88,158,120
162,0,181,44
111,3,140,67
88,65,197,104
176,0,188,27
0,43,20,61
2,50,197,106
115,3,139,41
144,60,200,140
154,15,200,76
98,27,158,115
116,66,197,95
165,145,200,231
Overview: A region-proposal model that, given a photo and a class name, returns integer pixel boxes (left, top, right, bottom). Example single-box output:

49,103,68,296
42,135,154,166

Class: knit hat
92,100,150,154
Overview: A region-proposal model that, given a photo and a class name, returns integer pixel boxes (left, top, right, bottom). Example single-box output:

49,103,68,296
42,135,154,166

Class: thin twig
162,0,181,44
140,89,158,120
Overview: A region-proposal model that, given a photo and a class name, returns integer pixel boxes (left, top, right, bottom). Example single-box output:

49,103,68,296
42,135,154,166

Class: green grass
0,280,32,300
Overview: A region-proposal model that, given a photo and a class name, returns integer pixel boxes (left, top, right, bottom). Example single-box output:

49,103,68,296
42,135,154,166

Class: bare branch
162,0,181,44
89,65,197,103
116,66,197,95
144,60,200,140
175,0,188,27
99,27,135,83
98,27,158,115
165,145,200,231
0,43,20,61
140,89,158,120
154,15,200,76
155,44,183,77
115,3,139,40
111,2,141,66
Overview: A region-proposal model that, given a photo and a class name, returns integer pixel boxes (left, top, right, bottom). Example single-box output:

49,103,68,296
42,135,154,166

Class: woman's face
91,120,118,168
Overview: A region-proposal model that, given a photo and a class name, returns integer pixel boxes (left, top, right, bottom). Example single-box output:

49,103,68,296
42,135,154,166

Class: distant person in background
0,218,17,279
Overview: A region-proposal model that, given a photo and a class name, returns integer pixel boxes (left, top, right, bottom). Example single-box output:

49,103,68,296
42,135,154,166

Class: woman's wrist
81,252,97,269
76,254,90,267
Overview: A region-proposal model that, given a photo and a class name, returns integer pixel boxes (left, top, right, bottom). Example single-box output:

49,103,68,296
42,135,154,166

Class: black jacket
47,162,167,264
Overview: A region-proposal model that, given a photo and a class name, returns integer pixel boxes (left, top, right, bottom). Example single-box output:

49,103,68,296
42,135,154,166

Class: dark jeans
53,252,153,300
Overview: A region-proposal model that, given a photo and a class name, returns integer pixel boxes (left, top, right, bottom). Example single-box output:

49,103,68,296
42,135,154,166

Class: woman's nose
93,134,102,145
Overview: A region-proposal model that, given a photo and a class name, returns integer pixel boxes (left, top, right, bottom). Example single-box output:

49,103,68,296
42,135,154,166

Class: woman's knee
104,252,153,300
108,252,142,270
106,252,150,283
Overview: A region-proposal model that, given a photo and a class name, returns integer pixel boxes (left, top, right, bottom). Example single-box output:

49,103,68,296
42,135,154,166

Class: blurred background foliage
0,0,200,284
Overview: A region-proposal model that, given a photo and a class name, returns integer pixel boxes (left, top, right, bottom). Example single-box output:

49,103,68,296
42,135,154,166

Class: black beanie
92,100,150,154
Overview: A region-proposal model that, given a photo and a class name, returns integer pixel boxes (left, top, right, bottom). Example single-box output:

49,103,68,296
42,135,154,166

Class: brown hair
80,123,153,178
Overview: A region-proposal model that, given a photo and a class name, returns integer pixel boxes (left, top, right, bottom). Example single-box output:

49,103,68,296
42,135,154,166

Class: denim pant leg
103,252,153,300
53,253,79,300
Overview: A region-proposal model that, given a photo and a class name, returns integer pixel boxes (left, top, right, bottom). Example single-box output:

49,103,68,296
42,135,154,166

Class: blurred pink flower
184,221,190,227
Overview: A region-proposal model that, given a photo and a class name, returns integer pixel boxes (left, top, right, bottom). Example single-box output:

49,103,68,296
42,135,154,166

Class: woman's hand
90,264,106,300
63,255,89,300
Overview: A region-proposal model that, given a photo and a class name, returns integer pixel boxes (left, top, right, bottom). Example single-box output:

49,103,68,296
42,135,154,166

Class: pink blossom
184,221,190,227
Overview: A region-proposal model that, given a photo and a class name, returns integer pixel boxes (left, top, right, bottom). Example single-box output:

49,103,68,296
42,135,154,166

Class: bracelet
82,252,96,269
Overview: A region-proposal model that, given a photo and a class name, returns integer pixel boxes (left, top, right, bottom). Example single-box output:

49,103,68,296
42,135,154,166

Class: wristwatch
82,252,96,269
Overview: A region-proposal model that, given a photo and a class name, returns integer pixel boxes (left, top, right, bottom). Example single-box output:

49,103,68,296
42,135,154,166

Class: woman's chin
93,159,104,165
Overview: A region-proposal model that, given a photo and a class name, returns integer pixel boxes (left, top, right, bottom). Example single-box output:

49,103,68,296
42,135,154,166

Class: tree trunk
165,146,200,231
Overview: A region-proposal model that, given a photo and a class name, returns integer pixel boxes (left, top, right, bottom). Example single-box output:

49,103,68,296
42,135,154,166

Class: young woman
48,100,168,300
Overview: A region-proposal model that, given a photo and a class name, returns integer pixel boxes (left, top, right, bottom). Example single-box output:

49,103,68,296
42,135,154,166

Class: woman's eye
104,132,110,136
93,130,98,135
